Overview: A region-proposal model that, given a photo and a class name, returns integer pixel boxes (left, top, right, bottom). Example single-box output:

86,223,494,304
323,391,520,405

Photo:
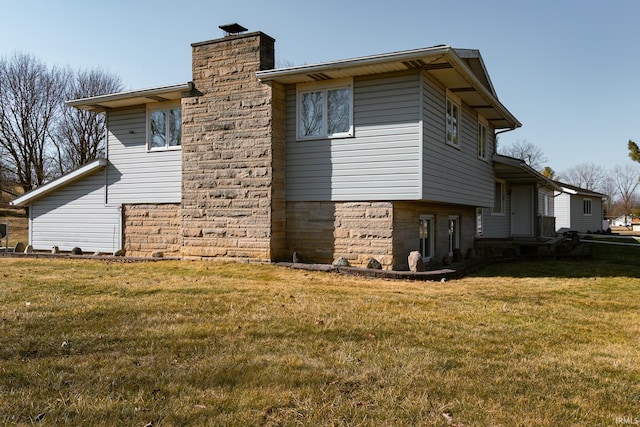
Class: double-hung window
297,78,353,140
583,199,592,216
493,180,506,215
419,215,434,261
446,91,461,147
477,118,488,159
148,103,182,151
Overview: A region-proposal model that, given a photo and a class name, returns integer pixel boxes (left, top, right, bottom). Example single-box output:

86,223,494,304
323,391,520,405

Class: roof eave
444,50,521,130
256,45,453,83
257,46,520,130
493,154,561,191
66,82,193,112
10,158,107,207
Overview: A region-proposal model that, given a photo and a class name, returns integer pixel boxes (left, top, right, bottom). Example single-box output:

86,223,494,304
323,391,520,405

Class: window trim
583,198,593,216
492,179,506,216
296,77,354,141
477,116,488,160
419,215,435,262
543,193,551,216
476,207,483,237
147,101,182,152
445,90,461,148
448,215,460,257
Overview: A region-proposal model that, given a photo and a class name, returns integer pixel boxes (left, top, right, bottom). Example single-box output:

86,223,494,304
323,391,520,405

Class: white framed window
419,215,434,261
297,78,353,140
476,207,483,236
448,215,460,257
543,194,551,216
492,179,506,215
148,102,182,151
477,118,488,159
446,91,461,147
583,199,592,216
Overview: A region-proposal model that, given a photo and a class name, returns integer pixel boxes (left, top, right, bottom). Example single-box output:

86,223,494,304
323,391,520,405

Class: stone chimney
181,27,286,261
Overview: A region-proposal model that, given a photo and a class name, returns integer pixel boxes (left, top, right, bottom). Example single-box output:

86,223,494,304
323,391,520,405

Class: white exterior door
511,186,533,236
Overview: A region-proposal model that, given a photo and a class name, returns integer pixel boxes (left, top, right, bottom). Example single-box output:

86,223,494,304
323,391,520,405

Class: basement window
297,78,353,140
148,103,182,151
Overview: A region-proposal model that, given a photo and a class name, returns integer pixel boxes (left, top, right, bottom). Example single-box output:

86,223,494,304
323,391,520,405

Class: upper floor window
446,91,460,147
148,103,181,151
477,119,487,159
297,78,353,140
583,199,592,216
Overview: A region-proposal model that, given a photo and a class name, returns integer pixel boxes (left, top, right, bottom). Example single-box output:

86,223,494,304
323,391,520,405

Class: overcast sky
1,0,638,173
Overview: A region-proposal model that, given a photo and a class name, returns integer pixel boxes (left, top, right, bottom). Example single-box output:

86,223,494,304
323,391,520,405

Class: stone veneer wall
181,31,286,261
393,201,476,268
123,204,181,257
286,201,394,269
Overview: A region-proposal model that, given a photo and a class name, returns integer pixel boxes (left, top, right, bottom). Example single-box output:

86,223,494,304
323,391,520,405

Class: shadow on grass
469,244,640,279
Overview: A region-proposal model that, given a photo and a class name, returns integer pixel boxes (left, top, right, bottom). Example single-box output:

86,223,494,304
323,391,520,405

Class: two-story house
11,26,557,269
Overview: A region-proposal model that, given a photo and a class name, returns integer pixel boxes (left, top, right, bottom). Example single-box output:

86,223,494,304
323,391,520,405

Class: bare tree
0,53,67,192
560,163,607,192
499,140,547,171
610,164,640,216
599,175,618,219
54,68,123,174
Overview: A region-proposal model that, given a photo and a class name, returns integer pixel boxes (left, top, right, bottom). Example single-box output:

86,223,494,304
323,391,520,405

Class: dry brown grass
0,246,639,425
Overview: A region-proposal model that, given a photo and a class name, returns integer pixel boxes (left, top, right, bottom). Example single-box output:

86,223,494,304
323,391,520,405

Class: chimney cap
219,23,248,36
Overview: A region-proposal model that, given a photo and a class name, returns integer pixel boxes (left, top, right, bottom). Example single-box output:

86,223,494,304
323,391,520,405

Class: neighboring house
554,182,607,233
13,26,557,269
632,218,640,232
610,215,631,227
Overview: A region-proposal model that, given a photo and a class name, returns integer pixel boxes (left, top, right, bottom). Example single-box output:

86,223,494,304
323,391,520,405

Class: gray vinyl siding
106,106,182,204
29,169,121,253
285,73,422,201
568,195,603,232
482,193,512,238
421,74,495,207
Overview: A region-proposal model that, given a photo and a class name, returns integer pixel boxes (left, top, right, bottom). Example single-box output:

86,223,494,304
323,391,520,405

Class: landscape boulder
332,257,350,267
408,251,425,272
366,258,382,270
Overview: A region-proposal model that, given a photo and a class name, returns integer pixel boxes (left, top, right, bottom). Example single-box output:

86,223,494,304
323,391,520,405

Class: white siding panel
422,74,495,207
29,169,121,253
555,193,570,230
285,74,422,201
106,106,181,204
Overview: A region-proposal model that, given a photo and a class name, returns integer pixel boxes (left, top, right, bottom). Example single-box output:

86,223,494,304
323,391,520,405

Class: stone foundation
394,201,477,269
123,204,181,257
286,201,394,269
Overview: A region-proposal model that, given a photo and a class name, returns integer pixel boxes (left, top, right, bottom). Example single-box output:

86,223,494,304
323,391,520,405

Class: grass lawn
1,245,639,426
